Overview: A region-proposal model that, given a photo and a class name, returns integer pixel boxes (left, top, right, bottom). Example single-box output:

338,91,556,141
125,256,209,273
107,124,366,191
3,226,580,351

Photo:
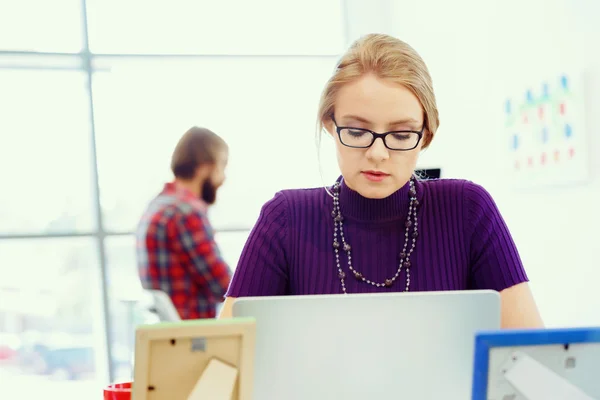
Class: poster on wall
504,72,589,188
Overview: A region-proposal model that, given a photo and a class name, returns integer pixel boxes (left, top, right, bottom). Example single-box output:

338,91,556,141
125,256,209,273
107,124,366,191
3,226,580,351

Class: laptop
232,290,500,400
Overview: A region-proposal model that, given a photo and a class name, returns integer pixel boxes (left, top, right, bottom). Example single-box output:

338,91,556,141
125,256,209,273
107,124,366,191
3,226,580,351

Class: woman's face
327,73,425,199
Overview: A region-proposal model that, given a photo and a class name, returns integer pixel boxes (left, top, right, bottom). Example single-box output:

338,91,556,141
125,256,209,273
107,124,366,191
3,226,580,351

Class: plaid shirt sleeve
174,210,231,300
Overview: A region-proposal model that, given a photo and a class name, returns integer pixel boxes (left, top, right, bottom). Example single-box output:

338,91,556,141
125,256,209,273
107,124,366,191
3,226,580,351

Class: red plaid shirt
136,182,231,319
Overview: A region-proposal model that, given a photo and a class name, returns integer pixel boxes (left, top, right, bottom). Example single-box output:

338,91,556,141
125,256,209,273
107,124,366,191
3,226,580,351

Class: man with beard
136,126,231,319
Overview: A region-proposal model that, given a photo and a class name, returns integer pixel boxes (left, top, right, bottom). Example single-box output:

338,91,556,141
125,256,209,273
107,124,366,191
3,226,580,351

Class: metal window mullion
80,0,114,385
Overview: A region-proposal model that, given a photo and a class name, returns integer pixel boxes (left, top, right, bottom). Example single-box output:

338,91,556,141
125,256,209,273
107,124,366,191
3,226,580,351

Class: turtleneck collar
336,176,423,223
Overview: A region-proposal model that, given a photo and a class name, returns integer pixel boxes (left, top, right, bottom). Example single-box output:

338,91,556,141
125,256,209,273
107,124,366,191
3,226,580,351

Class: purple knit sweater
226,178,528,297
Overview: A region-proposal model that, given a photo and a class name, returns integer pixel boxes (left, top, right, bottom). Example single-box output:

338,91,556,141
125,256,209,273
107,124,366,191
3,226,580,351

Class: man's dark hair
170,126,227,179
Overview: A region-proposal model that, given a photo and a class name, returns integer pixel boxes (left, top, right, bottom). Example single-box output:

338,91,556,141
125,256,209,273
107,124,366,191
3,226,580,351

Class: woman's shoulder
420,178,503,229
420,178,495,205
259,186,329,214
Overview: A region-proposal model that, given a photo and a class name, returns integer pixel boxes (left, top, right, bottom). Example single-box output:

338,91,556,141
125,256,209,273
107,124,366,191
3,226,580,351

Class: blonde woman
221,34,543,329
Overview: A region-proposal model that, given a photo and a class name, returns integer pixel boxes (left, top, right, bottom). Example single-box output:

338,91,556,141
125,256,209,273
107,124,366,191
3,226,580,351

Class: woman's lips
362,171,390,182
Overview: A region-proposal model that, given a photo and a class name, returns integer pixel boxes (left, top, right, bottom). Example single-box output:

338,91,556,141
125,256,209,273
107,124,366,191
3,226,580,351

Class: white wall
342,0,396,42
384,0,600,327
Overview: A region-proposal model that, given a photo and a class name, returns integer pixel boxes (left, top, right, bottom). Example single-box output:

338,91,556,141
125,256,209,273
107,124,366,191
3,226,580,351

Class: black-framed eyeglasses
331,115,425,151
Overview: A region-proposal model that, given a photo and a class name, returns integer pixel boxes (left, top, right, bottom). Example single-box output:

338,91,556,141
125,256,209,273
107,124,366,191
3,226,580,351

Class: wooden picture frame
132,317,256,400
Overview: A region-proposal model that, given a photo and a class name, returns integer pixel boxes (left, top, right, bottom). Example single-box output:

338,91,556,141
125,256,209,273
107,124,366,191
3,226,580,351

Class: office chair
144,289,181,322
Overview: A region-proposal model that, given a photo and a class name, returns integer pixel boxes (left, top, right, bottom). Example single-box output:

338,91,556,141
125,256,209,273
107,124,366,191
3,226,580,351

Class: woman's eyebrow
341,114,421,126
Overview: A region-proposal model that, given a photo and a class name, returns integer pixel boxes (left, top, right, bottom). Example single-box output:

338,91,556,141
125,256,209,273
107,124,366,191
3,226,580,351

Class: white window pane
86,0,344,55
93,57,338,232
0,0,83,52
0,238,106,398
0,70,96,234
104,235,145,382
214,231,251,272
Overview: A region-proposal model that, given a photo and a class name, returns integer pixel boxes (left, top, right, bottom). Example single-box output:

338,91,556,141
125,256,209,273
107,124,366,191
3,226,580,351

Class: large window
0,1,344,398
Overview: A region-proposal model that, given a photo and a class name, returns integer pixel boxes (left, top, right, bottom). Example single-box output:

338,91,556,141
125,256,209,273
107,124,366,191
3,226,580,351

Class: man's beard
201,179,218,205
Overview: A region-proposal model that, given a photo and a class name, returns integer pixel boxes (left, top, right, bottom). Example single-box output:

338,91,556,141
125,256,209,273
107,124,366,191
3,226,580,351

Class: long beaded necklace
331,176,420,294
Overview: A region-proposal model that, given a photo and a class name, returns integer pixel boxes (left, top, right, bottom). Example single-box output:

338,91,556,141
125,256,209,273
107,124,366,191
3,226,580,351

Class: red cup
104,382,132,400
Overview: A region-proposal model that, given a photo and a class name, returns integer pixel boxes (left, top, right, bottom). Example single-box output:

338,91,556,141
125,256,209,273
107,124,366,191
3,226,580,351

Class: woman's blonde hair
317,33,439,149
